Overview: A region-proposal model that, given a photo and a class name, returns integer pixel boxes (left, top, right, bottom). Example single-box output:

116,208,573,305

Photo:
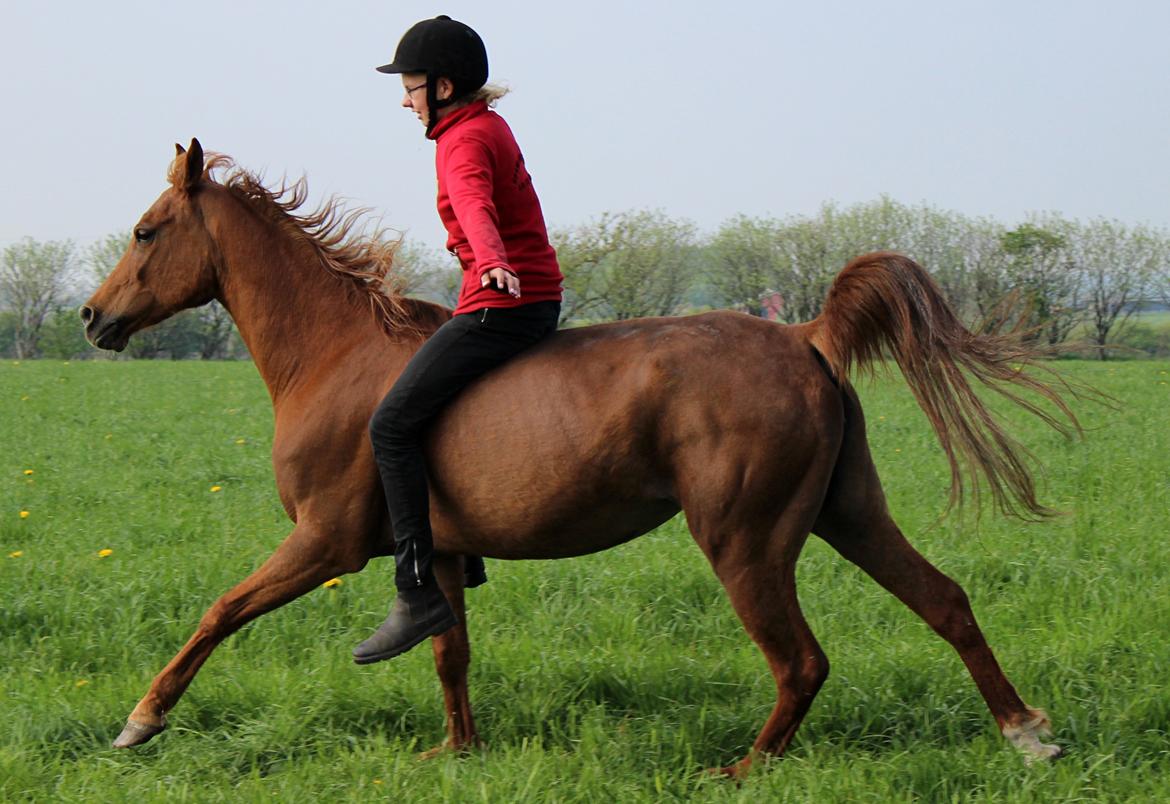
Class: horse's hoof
1027,742,1064,763
704,760,748,781
1003,710,1062,764
417,742,449,761
417,737,482,761
112,717,167,748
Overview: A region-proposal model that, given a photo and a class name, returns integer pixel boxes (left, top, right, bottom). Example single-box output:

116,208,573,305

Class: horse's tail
804,251,1080,519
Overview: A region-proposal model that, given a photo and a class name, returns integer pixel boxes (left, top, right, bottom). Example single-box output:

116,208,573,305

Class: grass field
3,359,1169,802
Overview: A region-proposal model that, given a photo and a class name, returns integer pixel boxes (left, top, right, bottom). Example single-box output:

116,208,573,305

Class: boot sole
352,611,459,665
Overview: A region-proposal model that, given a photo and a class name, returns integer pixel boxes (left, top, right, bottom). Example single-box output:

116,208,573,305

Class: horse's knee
927,578,984,649
773,642,829,699
196,599,235,638
797,646,830,696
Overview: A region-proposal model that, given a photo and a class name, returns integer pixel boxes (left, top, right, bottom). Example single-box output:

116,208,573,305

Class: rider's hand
482,267,521,299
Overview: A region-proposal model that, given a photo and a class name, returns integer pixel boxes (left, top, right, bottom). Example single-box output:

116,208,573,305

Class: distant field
3,359,1168,802
1134,309,1170,329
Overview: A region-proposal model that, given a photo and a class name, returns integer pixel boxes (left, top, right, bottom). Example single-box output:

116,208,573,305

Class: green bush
1111,322,1170,359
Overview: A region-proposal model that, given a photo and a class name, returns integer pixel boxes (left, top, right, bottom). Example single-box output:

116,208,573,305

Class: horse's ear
183,138,204,191
175,142,186,157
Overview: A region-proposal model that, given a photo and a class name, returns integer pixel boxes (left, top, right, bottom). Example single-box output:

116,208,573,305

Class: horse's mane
171,152,425,340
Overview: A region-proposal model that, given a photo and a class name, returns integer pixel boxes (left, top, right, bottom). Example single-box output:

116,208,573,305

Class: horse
81,138,1075,776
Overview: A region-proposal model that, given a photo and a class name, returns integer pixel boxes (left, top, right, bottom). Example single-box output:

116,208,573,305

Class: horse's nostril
79,305,94,324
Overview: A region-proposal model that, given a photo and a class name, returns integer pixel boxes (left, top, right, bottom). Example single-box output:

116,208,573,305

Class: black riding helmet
376,15,489,137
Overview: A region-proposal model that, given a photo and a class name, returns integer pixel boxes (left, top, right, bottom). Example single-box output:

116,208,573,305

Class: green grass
2,359,1168,802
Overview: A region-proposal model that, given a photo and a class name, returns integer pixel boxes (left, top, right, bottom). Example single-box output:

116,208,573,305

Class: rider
354,15,564,664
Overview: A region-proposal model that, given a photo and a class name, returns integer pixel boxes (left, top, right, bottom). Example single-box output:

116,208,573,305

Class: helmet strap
425,72,462,138
424,73,440,138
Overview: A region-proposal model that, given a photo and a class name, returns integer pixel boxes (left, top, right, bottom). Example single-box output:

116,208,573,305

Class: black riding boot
352,581,458,664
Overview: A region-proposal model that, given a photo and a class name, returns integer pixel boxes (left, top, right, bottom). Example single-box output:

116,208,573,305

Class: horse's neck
206,195,400,402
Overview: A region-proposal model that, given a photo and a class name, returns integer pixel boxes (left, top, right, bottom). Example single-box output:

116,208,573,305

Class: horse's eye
135,227,155,244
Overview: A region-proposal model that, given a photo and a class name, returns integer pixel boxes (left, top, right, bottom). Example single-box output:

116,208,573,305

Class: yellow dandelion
23,469,34,476
373,780,383,786
323,578,342,589
21,395,30,401
894,448,902,454
75,679,89,688
12,361,20,366
210,485,223,493
878,415,886,421
104,433,113,440
19,510,30,519
98,548,113,558
235,438,246,445
8,551,22,558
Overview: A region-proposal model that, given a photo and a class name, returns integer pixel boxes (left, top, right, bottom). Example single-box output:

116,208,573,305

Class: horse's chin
87,317,132,352
97,334,130,353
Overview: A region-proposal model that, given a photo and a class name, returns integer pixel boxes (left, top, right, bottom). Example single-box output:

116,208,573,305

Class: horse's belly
432,494,681,560
426,421,678,559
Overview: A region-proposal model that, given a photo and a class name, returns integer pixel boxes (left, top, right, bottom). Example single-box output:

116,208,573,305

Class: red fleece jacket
428,101,564,314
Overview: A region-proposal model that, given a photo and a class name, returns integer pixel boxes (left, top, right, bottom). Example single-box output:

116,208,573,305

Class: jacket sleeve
443,135,511,275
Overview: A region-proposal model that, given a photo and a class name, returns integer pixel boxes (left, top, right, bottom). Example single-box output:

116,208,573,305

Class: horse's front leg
113,519,365,747
419,552,480,758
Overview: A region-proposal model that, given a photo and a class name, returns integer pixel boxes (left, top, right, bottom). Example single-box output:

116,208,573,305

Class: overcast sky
2,0,1168,255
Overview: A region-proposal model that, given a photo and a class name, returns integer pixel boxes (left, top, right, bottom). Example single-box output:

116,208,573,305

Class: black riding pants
369,301,561,592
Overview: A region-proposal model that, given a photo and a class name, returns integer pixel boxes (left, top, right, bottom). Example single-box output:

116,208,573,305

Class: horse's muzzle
80,306,130,352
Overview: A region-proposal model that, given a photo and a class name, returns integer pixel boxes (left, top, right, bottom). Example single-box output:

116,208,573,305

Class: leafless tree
1,238,77,358
1074,219,1160,359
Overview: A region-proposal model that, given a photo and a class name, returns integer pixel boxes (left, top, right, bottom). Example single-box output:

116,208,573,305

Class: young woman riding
353,15,564,664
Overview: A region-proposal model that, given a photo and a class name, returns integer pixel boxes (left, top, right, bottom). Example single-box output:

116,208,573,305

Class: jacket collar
427,100,489,141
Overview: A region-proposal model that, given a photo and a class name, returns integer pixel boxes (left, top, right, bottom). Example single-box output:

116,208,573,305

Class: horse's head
81,139,220,352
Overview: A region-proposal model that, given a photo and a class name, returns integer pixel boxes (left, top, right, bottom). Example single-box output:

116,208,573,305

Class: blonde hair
466,83,510,107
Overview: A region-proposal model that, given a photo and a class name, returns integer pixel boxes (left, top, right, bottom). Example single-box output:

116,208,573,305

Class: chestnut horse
82,139,1073,775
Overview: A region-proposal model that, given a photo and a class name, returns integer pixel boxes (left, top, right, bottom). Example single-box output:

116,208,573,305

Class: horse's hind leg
690,513,829,778
815,502,1061,762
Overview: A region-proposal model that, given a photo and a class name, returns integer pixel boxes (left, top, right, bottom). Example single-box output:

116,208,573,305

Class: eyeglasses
404,82,427,99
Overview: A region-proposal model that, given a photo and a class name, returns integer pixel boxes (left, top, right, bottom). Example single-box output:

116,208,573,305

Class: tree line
5,198,1169,360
